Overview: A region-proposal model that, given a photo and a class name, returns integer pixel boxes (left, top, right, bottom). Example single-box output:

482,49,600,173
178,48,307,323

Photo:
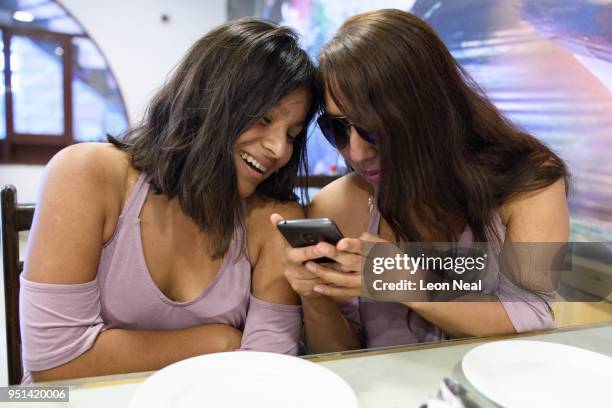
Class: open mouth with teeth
240,151,267,175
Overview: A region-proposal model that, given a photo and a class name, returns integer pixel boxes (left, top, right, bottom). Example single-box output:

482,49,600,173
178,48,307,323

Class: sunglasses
317,113,378,150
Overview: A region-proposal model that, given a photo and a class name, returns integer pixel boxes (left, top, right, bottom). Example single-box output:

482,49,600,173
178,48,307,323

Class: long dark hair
319,9,569,242
111,18,320,257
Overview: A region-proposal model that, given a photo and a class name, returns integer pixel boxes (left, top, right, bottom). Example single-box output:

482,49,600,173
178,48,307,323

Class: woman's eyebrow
322,111,346,119
267,108,306,130
289,122,305,130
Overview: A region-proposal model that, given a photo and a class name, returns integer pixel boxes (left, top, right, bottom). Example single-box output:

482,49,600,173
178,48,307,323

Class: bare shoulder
246,195,304,243
24,143,132,284
246,195,305,261
45,143,133,218
247,195,304,222
309,172,372,238
246,195,302,304
45,142,129,193
499,178,569,242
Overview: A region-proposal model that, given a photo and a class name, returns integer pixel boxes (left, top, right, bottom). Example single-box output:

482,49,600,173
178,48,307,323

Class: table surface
5,322,612,408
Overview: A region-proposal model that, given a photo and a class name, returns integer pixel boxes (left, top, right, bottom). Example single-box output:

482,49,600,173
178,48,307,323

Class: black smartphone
276,218,344,263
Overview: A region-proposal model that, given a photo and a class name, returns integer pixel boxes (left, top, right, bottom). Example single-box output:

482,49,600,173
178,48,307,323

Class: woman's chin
237,180,258,199
238,187,255,199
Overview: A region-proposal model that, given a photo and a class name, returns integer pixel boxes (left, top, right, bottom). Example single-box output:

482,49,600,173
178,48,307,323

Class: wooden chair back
1,185,35,385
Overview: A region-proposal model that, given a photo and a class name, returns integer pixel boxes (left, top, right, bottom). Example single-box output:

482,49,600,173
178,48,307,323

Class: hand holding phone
275,218,344,263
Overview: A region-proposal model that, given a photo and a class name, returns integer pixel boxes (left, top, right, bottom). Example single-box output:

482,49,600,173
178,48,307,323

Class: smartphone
276,218,344,263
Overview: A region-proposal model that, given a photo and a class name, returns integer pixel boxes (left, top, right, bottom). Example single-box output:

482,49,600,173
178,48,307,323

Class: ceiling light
13,11,35,23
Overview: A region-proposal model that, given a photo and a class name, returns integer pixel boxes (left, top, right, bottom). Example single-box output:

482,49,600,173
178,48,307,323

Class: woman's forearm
302,296,361,353
31,324,241,382
404,300,516,338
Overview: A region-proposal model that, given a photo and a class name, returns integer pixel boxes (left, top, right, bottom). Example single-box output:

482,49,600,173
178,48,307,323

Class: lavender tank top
20,173,302,383
97,173,251,330
338,204,554,348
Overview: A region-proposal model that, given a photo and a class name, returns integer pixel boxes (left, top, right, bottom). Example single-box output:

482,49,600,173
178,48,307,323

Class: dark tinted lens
317,115,349,149
355,126,378,145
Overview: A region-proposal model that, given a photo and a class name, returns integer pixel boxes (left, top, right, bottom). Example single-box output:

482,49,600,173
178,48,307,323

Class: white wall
0,165,46,204
0,0,227,386
60,0,228,123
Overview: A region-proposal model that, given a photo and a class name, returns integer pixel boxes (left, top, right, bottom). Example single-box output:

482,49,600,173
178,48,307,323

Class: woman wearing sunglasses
273,9,569,352
20,19,320,382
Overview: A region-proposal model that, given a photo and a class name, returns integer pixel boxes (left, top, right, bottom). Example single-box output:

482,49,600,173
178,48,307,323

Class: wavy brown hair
319,9,569,242
111,18,320,257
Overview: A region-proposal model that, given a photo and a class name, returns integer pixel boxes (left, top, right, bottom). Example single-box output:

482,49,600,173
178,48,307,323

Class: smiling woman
234,87,309,198
277,9,570,354
18,18,320,383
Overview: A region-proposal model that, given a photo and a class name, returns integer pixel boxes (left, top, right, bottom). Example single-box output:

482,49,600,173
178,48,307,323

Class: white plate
462,340,612,407
128,351,358,408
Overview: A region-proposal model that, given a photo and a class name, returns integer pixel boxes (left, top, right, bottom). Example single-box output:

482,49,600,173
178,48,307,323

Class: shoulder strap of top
367,203,381,235
488,211,507,243
230,200,250,264
121,173,149,218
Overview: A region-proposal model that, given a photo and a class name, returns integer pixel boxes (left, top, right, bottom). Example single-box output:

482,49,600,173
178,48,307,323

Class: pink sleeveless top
19,174,301,383
338,204,555,348
97,174,250,330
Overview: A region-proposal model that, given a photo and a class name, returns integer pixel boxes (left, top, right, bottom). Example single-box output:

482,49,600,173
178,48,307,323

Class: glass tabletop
8,322,612,408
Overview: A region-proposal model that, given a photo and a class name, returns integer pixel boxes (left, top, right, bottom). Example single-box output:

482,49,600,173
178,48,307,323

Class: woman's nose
262,129,289,159
346,127,376,163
